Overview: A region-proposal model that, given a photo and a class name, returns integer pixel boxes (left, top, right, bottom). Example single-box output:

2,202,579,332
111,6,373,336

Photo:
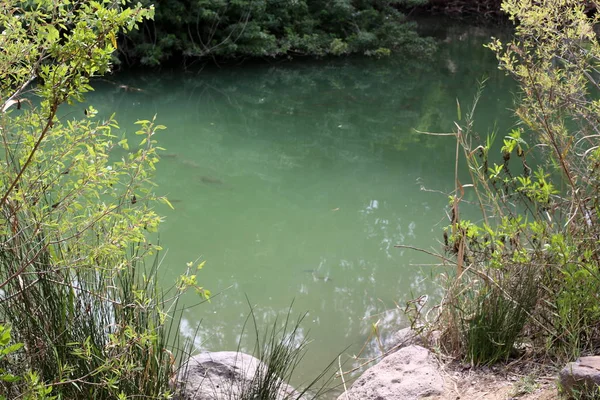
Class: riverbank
337,327,559,399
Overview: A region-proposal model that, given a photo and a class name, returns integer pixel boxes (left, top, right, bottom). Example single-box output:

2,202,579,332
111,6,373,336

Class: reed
0,240,180,399
240,303,337,400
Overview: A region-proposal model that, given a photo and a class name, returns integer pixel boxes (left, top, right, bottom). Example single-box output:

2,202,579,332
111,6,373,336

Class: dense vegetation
118,0,435,66
436,0,600,376
0,1,204,398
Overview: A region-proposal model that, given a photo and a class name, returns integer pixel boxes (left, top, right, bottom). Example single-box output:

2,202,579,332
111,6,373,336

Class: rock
559,356,600,397
178,351,301,400
385,328,440,353
338,345,444,400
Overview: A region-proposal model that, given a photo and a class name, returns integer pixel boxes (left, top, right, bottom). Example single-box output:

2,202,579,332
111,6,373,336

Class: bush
0,1,207,398
437,0,600,364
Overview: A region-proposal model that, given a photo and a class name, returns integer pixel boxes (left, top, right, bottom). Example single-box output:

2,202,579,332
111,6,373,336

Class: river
86,21,515,391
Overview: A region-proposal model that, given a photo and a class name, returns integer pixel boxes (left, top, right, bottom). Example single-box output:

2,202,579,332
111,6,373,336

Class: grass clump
443,257,538,365
177,302,338,400
242,304,336,400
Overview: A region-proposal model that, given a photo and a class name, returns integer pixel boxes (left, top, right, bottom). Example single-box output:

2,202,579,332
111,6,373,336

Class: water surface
87,21,515,389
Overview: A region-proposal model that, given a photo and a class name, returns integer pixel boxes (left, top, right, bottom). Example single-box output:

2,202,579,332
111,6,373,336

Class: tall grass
442,262,538,364
242,303,337,400
0,235,179,398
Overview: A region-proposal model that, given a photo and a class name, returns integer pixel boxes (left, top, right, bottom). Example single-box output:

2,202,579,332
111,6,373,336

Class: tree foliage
119,0,434,66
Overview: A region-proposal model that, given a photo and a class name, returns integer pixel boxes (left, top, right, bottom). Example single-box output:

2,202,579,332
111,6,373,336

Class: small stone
559,356,600,397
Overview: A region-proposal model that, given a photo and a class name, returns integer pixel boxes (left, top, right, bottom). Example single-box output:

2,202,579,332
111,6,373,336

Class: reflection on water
85,22,514,390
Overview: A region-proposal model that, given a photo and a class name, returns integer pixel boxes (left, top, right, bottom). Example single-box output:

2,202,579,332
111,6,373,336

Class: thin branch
1,75,36,113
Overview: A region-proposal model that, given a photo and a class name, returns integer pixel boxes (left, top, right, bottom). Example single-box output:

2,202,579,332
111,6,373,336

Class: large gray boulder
560,356,600,397
338,345,444,400
178,351,302,400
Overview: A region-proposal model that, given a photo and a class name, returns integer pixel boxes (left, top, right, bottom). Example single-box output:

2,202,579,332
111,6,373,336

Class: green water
86,22,515,387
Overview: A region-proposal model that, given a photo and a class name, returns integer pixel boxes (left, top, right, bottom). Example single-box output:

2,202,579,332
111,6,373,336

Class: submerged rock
559,356,600,397
177,351,302,400
337,345,444,400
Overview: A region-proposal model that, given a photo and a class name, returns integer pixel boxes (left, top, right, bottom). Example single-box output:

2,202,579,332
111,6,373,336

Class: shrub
0,1,207,398
437,0,600,364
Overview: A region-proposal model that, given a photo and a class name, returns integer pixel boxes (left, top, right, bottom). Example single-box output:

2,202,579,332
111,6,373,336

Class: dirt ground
438,361,560,400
